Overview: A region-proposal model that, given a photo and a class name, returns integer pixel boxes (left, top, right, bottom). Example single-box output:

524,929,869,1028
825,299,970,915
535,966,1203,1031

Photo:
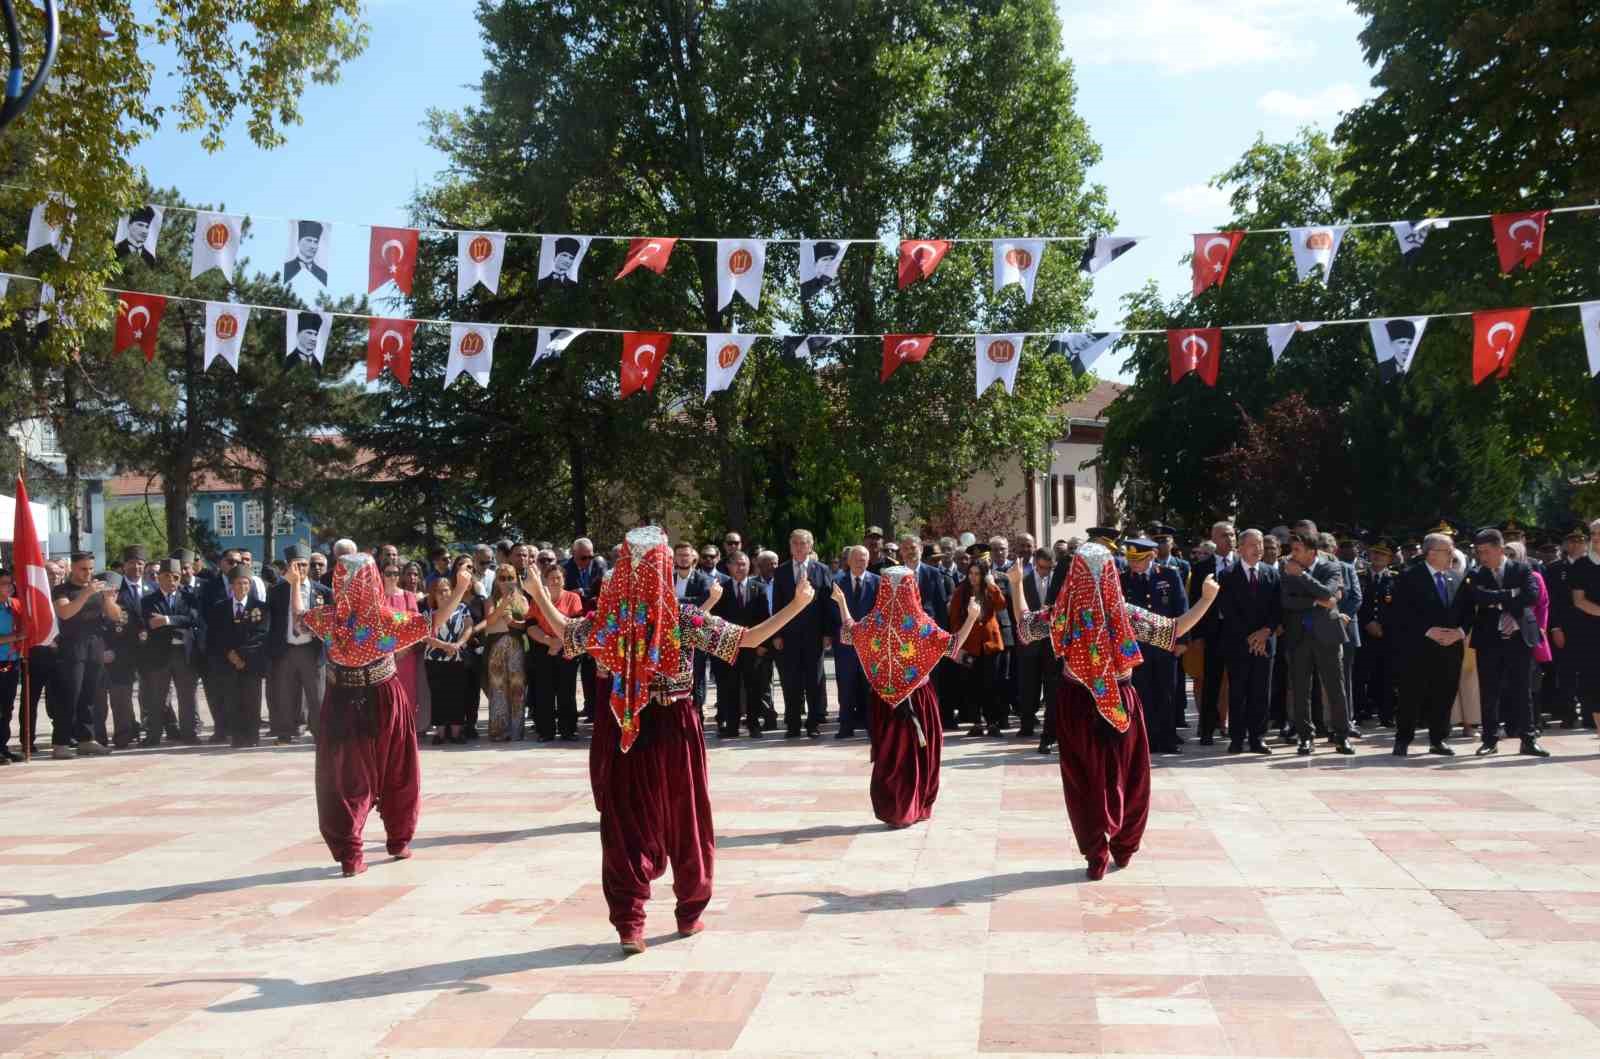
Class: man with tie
1016,549,1058,751
671,542,714,710
747,551,781,731
138,558,205,745
1327,532,1363,739
833,546,880,738
562,537,608,718
209,566,270,747
1281,530,1353,755
1464,527,1549,757
105,546,149,747
708,551,749,736
1217,529,1280,755
1186,520,1237,744
268,546,331,743
718,551,771,737
772,529,834,737
1121,536,1192,755
1356,538,1400,729
1389,532,1470,756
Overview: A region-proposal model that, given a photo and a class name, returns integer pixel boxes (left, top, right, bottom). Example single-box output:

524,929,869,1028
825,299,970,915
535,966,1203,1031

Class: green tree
103,502,169,564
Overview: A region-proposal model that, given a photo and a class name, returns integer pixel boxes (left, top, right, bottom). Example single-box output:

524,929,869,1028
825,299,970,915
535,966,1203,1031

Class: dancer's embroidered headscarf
851,565,952,707
1048,542,1143,732
303,552,432,667
585,526,681,752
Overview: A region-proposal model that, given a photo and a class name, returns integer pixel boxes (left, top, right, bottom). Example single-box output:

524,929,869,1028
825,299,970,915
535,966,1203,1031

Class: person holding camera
50,552,124,759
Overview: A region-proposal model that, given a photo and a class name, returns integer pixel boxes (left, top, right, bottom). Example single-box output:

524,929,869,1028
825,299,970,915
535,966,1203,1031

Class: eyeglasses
537,556,556,565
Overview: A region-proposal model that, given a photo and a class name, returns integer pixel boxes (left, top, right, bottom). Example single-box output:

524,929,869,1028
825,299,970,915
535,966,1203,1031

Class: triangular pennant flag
369,226,420,294
881,334,934,382
1472,308,1531,384
1192,232,1244,296
799,240,850,301
781,334,838,358
114,292,167,362
716,239,766,310
705,333,756,398
897,240,949,289
616,237,677,279
1079,235,1138,275
1391,218,1448,263
1369,317,1429,382
1168,328,1221,386
446,322,498,388
457,231,507,296
25,195,71,258
621,332,671,396
1580,302,1600,378
1046,331,1120,374
534,326,586,365
35,283,57,327
191,211,243,280
284,219,331,286
1287,225,1347,285
538,234,591,288
992,239,1045,303
202,302,250,372
285,310,333,367
1266,321,1321,363
0,275,8,298
114,204,164,266
1491,210,1548,273
975,334,1024,396
367,318,418,386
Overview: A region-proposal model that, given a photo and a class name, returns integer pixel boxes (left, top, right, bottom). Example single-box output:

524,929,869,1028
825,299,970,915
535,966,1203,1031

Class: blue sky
129,0,1380,381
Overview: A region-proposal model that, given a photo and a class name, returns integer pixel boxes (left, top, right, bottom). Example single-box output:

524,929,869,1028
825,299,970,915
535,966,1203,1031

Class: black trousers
1224,647,1273,745
139,656,200,741
1476,640,1534,741
1198,633,1226,737
692,648,709,709
778,644,827,732
1134,648,1180,751
712,656,746,733
52,646,101,746
1016,644,1049,734
426,659,471,728
13,648,53,748
216,665,264,746
1397,642,1462,747
1575,624,1600,714
1355,640,1396,724
738,649,775,731
956,653,1004,729
530,651,579,738
832,645,868,734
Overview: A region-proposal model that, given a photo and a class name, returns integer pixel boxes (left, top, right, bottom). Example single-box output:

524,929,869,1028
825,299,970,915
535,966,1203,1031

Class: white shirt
1216,551,1235,575
674,572,691,600
285,581,313,645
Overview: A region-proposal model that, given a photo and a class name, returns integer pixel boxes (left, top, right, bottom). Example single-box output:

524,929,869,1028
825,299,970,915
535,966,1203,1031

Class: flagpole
15,438,32,763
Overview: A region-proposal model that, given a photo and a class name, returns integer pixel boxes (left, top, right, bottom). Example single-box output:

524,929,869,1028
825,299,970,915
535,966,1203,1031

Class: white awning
0,493,52,543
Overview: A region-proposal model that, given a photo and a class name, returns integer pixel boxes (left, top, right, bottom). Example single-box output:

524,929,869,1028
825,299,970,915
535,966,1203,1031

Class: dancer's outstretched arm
741,578,816,649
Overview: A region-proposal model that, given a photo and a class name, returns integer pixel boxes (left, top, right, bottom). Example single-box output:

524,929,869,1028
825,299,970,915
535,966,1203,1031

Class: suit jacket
1280,557,1346,646
266,578,332,658
708,571,742,625
1335,560,1363,647
1187,552,1237,640
772,558,836,648
672,568,713,608
906,562,954,632
1018,566,1055,656
138,586,205,667
1122,564,1191,657
1463,558,1542,651
728,576,772,643
835,569,880,623
1390,561,1470,656
207,592,270,675
1216,562,1279,657
561,555,608,613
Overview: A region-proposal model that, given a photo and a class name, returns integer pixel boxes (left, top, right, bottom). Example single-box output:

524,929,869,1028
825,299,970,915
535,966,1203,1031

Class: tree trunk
261,474,276,565
569,434,589,539
165,309,203,551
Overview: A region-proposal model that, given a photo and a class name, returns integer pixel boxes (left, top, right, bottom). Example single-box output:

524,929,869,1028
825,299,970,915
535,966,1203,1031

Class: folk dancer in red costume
1007,544,1219,879
827,568,981,828
525,526,815,955
289,552,471,877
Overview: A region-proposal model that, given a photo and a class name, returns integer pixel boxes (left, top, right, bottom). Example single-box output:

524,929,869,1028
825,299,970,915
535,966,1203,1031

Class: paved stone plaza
4,722,1600,1057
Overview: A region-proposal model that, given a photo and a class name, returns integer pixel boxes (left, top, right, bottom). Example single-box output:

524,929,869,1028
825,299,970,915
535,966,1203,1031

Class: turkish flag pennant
881,334,934,382
1491,210,1548,273
1191,232,1244,296
1168,328,1222,386
367,318,419,386
897,240,950,290
11,474,58,651
114,292,167,362
369,226,420,294
616,237,677,279
621,331,671,396
1471,307,1531,384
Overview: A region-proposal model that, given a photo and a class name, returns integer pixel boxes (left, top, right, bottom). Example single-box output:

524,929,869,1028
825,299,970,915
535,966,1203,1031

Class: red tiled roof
105,436,394,498
1062,380,1125,422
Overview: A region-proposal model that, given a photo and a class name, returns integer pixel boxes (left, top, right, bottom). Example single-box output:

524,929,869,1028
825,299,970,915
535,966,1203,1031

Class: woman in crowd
421,574,474,744
382,561,424,711
482,562,530,741
949,556,1007,737
448,554,487,739
399,561,424,595
528,551,584,742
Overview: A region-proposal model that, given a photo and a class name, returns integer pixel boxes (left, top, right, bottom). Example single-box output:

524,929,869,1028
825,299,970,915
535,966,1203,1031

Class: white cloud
1160,183,1232,220
1059,0,1360,75
1257,82,1366,122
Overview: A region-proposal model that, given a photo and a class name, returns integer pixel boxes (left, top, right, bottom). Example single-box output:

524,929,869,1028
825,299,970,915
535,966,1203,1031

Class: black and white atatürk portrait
1046,330,1120,375
284,309,332,368
799,240,848,302
284,219,330,286
538,234,590,288
114,204,163,266
1369,316,1428,381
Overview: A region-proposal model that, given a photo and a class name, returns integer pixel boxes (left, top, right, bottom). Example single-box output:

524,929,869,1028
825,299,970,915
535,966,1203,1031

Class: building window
273,505,297,537
242,500,264,536
1062,475,1078,521
1049,475,1060,522
214,501,235,537
36,423,60,456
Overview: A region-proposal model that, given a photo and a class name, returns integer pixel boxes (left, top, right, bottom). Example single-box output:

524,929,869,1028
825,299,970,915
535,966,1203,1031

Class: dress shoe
805,725,821,739
275,735,294,745
965,724,988,737
1199,736,1215,746
1018,726,1035,738
78,740,112,756
164,726,183,741
747,728,763,739
1518,738,1550,758
0,747,18,763
1226,743,1244,755
1278,729,1296,744
52,745,76,760
1248,741,1272,755
784,730,801,739
1173,734,1187,745
1428,743,1455,756
1392,743,1408,757
1475,741,1498,757
560,732,579,742
1037,740,1055,755
1296,739,1312,756
207,733,227,745
1334,740,1355,756
835,729,854,739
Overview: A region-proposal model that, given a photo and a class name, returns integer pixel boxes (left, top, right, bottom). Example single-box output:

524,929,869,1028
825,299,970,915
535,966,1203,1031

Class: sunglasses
537,556,556,565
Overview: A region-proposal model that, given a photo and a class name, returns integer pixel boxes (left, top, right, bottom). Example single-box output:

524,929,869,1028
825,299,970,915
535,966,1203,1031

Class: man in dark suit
773,528,834,737
1015,548,1058,751
1328,533,1363,738
899,533,956,726
1215,528,1280,754
747,551,781,731
1122,536,1193,754
1464,527,1548,756
1388,532,1470,755
562,537,607,717
105,546,150,747
832,546,879,738
670,540,715,708
266,546,331,743
707,551,750,736
207,566,270,747
1355,539,1400,728
138,558,205,745
1281,530,1353,755
1542,525,1586,728
1186,520,1238,744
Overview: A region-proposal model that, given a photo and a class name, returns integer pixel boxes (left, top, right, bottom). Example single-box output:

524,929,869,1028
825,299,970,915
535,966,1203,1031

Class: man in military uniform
1120,537,1189,754
1355,538,1399,728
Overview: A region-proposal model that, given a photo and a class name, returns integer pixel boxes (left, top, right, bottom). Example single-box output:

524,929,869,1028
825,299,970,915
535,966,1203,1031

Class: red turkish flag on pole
11,474,58,650
1491,211,1548,273
897,240,950,290
616,237,678,279
113,292,167,362
367,318,419,387
1168,328,1222,386
369,226,420,294
621,331,671,396
1472,308,1531,384
1191,232,1244,296
881,334,934,382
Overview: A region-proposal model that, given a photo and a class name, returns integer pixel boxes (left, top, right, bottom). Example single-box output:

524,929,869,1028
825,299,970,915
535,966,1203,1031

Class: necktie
737,581,746,607
235,602,244,619
1249,567,1257,589
852,576,860,601
1435,571,1448,605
